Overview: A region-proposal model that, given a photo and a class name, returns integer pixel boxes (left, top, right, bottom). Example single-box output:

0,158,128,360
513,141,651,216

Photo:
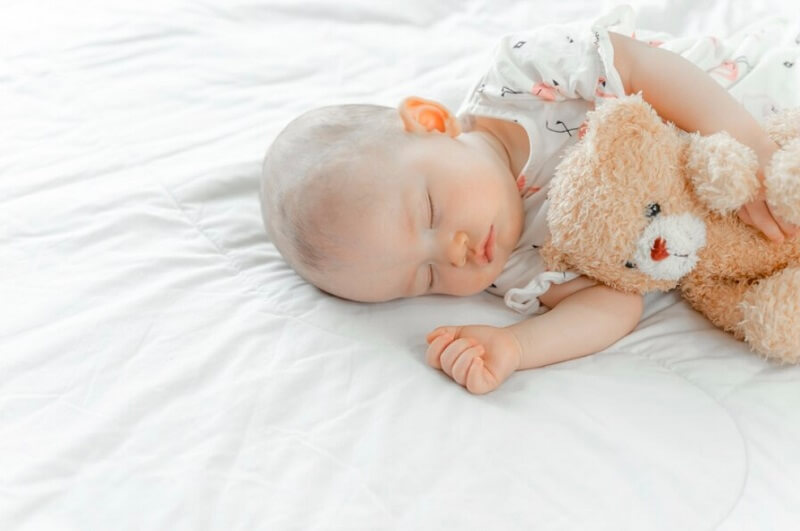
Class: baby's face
322,131,524,302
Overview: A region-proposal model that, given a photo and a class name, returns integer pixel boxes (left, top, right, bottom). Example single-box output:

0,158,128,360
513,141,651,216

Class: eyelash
428,192,435,288
428,192,435,228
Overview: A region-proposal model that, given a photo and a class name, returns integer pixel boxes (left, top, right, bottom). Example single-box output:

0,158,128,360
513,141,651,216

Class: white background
2,1,800,529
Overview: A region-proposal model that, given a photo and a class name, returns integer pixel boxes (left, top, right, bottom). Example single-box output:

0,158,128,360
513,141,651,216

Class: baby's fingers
425,333,454,369
773,211,799,239
451,344,485,386
439,337,478,377
738,207,753,227
426,326,461,344
466,357,499,395
741,201,785,242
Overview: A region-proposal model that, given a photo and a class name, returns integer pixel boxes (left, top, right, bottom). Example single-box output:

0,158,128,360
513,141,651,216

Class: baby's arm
425,276,643,394
510,278,642,370
609,32,798,242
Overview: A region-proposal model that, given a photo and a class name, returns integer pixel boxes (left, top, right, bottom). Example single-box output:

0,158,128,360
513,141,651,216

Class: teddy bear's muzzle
631,213,707,281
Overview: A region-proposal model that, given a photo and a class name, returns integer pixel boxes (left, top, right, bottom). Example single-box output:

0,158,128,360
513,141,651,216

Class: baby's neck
471,116,530,178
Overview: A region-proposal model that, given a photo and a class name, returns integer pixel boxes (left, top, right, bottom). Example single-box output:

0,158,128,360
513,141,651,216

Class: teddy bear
540,93,800,363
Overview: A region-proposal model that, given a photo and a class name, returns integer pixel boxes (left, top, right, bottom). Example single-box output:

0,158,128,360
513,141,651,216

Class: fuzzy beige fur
541,94,800,363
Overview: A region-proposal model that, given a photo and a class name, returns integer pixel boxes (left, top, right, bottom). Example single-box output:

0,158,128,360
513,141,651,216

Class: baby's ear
398,96,461,137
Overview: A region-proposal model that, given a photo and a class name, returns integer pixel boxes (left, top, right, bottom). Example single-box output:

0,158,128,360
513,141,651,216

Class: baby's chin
490,247,513,277
467,264,508,295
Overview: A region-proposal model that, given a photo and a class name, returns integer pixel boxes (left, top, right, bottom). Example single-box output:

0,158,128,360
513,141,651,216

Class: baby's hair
260,103,403,285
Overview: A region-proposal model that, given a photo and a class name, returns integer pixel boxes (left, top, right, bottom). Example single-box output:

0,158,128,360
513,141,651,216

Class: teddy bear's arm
685,132,762,214
680,272,752,340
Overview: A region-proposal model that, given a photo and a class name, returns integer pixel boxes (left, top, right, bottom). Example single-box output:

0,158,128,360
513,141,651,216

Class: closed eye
428,191,435,289
428,191,435,228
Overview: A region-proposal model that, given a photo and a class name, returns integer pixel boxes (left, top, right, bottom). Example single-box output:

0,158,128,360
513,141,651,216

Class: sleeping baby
260,6,798,393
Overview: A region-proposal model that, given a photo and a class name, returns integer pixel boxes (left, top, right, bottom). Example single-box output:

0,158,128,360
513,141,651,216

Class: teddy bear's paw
765,137,800,227
764,108,800,147
687,132,760,214
738,267,800,364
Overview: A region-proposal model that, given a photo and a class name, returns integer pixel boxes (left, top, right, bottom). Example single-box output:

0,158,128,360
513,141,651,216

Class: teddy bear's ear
582,93,665,148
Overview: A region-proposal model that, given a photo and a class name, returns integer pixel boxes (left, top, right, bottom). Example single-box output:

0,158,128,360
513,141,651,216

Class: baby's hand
738,188,798,242
425,325,522,394
737,157,799,242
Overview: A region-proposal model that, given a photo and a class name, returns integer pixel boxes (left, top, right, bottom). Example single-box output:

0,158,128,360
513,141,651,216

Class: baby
261,7,797,394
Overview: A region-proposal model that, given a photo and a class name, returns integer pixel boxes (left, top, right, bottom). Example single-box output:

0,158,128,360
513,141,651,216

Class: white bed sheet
2,0,800,529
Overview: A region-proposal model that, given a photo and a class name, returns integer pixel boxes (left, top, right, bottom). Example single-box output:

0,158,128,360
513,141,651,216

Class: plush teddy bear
540,94,800,363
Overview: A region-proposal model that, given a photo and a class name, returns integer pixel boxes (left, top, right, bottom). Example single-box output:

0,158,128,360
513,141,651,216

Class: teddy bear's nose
651,237,670,261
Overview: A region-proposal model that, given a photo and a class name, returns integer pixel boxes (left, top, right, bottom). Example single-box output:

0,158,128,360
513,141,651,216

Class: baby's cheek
472,268,501,295
438,269,490,296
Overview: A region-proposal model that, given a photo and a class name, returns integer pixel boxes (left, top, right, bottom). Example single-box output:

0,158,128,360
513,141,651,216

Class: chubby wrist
753,137,780,176
504,325,525,371
505,321,544,371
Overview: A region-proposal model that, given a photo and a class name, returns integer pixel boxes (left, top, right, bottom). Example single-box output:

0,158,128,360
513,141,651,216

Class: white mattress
2,1,800,529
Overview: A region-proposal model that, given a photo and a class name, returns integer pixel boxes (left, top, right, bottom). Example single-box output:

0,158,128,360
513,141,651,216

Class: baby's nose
448,231,469,267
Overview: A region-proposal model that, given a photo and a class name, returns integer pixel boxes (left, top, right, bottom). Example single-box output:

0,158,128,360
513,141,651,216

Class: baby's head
261,97,524,302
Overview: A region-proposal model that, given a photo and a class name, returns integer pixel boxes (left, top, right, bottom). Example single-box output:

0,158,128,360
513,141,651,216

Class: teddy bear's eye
646,203,661,218
625,261,637,269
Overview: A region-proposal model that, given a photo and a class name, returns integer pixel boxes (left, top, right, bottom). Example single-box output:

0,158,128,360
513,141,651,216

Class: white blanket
2,1,800,529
